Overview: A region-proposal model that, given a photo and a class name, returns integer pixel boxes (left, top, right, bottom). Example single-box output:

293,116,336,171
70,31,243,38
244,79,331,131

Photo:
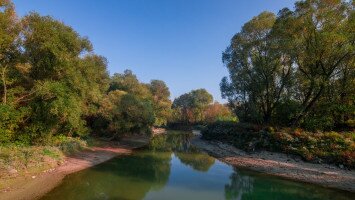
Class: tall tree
20,13,95,140
221,12,293,124
0,0,20,105
172,89,213,123
109,69,151,99
72,55,110,116
273,0,355,125
148,80,172,126
204,102,237,123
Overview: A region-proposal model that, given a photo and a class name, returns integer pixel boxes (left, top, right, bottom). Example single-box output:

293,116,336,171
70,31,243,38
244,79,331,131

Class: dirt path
0,136,149,200
192,137,355,192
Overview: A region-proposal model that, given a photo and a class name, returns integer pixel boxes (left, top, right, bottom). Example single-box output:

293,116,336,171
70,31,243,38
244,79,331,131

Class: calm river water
40,131,353,200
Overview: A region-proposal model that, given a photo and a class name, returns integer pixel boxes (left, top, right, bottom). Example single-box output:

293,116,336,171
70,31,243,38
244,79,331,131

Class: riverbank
192,137,355,192
0,135,150,200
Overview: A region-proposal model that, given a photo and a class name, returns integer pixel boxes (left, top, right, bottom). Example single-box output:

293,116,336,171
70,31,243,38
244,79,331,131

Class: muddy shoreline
0,135,149,200
192,137,355,192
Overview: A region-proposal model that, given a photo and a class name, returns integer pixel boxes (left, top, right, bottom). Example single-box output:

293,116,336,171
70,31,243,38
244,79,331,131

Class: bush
95,91,154,137
202,122,355,168
0,104,30,143
51,135,87,154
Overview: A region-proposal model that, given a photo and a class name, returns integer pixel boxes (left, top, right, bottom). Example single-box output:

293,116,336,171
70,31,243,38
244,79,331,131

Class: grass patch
0,136,88,178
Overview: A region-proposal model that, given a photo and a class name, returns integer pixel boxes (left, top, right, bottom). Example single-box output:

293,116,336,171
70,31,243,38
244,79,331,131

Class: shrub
0,104,30,143
202,122,355,168
51,135,87,154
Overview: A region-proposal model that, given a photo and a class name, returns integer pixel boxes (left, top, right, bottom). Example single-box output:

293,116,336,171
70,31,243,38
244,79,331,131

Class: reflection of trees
225,171,254,200
41,152,172,200
148,131,194,152
149,131,216,172
41,132,220,200
175,152,215,172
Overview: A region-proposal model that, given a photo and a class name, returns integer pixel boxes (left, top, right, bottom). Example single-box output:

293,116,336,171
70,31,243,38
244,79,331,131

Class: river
40,131,353,200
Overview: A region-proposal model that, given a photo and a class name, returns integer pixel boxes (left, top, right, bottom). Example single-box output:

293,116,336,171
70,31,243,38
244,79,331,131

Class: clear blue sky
13,0,295,102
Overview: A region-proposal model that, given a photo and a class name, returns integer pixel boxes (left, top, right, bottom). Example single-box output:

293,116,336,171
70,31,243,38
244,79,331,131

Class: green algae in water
41,132,354,200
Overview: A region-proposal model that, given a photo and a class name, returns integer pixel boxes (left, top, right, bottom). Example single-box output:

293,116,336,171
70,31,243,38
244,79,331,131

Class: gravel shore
192,137,355,192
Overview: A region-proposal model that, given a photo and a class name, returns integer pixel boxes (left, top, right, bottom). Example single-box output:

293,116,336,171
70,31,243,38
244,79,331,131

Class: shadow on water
224,169,353,200
41,131,354,200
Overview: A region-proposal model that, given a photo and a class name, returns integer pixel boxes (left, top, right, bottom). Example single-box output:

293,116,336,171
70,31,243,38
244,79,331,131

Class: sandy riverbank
192,137,355,192
0,135,149,200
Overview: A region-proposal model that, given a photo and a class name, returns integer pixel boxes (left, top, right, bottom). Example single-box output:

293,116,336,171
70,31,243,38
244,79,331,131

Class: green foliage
29,81,88,138
91,70,172,137
118,94,155,134
0,104,29,142
172,89,213,124
51,135,87,154
221,11,294,124
94,89,155,137
148,80,172,126
221,0,355,130
0,8,99,144
109,70,151,99
22,13,92,80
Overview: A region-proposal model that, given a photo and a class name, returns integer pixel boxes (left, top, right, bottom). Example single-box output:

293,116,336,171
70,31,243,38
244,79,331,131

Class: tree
71,55,110,117
204,102,237,123
96,91,155,138
0,0,20,105
172,89,213,123
0,0,29,143
273,0,354,126
0,1,172,144
94,70,160,137
19,13,95,141
221,12,293,124
109,69,151,99
148,80,172,126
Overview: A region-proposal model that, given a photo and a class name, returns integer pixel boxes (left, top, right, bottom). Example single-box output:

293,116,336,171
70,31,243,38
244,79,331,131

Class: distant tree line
221,0,354,131
170,89,236,125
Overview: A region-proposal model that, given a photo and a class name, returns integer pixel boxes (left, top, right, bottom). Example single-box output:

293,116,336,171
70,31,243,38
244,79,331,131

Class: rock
32,176,36,179
339,164,344,169
8,168,18,174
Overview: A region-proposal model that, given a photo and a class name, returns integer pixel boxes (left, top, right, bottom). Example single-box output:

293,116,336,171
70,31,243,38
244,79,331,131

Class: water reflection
41,151,172,200
41,131,354,200
149,131,215,172
148,131,195,152
225,171,254,200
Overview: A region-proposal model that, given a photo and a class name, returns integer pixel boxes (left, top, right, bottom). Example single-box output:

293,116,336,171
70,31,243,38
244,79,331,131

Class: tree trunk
263,110,272,124
1,66,7,105
292,85,324,126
